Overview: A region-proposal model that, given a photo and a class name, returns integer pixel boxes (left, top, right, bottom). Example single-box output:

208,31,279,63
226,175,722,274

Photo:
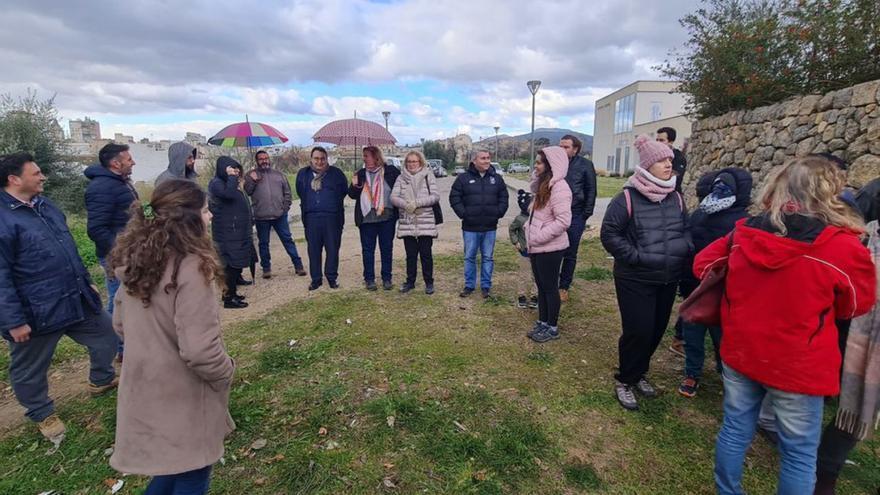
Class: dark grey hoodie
154,142,198,186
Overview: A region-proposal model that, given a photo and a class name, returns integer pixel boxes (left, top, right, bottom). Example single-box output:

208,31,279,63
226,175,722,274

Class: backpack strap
675,191,684,212
624,188,632,218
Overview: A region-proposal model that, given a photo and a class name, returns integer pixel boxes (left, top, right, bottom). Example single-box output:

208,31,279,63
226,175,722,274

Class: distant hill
475,128,593,154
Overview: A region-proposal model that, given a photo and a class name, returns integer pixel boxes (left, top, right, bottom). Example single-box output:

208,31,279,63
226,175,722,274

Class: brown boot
38,414,66,441
559,289,569,303
89,376,119,396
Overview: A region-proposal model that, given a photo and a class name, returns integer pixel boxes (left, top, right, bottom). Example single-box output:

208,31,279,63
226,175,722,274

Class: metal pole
529,94,536,169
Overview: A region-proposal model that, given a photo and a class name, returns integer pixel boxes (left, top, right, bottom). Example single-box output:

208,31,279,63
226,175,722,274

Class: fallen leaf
103,478,118,488
383,478,397,488
110,479,124,494
318,427,328,436
386,416,396,428
263,453,285,464
254,478,266,486
250,438,268,450
473,470,487,481
325,440,340,450
103,447,114,457
538,406,548,414
346,318,353,325
383,462,395,469
453,420,468,432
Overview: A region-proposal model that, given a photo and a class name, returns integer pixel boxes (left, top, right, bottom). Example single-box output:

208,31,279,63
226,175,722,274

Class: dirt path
0,177,521,434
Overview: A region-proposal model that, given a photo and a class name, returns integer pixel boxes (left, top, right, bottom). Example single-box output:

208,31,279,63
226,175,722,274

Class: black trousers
530,250,564,327
614,278,678,385
304,214,342,286
403,236,434,285
224,266,242,299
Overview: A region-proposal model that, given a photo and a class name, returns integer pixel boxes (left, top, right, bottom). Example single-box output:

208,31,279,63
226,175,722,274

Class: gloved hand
405,202,417,214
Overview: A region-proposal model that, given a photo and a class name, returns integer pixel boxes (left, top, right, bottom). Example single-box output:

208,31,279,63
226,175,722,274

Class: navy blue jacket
295,166,348,228
449,164,509,232
0,191,101,340
208,157,257,270
84,165,139,259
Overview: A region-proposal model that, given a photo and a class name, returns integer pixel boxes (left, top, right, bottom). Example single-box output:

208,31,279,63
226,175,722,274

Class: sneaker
89,376,119,396
399,283,414,293
37,414,66,440
295,267,307,276
530,325,560,343
308,281,322,291
528,296,538,309
459,287,474,297
614,381,639,411
559,288,569,303
678,377,699,398
223,298,249,309
365,281,378,291
262,269,272,280
481,288,490,299
517,295,528,309
527,321,546,338
328,281,340,289
635,377,657,398
669,338,685,357
382,280,393,291
425,283,435,295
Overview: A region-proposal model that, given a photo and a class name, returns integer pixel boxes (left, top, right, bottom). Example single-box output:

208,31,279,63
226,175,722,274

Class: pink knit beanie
635,134,674,169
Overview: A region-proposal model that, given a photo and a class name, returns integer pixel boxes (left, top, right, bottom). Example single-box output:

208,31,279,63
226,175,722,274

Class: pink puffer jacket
526,146,572,254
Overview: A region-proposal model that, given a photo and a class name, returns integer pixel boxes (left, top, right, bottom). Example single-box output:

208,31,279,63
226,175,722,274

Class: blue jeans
99,257,123,356
462,230,496,290
681,320,721,379
255,213,303,271
145,465,212,495
715,364,824,495
559,213,586,290
359,219,396,283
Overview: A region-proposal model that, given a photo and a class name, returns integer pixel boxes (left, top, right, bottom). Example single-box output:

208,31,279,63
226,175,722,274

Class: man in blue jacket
0,153,118,442
85,143,138,359
295,147,348,291
449,150,509,298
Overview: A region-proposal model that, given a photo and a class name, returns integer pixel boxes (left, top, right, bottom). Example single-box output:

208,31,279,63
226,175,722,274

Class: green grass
597,176,626,198
0,236,877,494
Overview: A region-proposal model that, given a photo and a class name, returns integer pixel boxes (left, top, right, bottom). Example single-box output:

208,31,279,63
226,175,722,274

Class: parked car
490,162,505,175
431,165,447,178
508,162,530,173
386,157,403,169
453,166,466,176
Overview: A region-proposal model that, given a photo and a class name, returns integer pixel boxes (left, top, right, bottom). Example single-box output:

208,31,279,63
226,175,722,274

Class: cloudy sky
1,0,694,145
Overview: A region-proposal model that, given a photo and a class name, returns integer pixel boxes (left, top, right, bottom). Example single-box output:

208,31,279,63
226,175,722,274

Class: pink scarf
625,167,676,203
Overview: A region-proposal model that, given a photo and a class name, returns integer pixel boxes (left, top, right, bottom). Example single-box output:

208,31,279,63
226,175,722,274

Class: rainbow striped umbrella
208,121,288,147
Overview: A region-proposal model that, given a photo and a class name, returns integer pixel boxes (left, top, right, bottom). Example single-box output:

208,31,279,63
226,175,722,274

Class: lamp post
382,111,390,131
493,126,500,161
527,80,541,169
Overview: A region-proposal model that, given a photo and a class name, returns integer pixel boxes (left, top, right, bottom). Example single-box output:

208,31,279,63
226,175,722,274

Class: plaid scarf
835,221,880,440
310,167,326,192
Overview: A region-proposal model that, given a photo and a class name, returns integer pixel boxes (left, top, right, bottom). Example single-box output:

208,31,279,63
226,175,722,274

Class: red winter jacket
694,215,876,396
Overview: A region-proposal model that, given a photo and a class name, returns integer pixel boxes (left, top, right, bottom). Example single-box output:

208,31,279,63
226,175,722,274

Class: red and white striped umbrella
312,118,396,146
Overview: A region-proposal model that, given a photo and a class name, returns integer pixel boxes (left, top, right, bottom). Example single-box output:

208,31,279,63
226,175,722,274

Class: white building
593,81,692,174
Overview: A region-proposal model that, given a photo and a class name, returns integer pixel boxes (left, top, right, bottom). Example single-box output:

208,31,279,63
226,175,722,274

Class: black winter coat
449,164,509,232
600,187,692,285
347,164,400,226
0,192,102,340
679,167,752,297
565,155,598,218
672,148,687,193
84,165,139,259
208,157,258,270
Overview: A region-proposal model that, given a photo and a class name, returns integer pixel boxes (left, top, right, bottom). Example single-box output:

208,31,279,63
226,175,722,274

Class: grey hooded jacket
155,142,198,186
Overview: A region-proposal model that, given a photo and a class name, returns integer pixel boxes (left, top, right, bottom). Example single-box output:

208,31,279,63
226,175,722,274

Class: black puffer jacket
208,157,257,270
600,187,692,285
84,164,139,259
565,155,598,218
449,164,509,232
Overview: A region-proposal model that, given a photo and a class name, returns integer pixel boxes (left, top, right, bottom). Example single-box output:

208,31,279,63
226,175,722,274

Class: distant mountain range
475,128,593,153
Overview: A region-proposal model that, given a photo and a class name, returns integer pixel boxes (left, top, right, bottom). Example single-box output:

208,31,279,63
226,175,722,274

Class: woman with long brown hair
524,147,572,343
108,179,235,494
695,156,876,495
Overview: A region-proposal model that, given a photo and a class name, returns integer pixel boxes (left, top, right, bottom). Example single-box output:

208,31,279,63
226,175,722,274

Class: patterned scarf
699,179,737,214
625,167,676,203
310,166,326,192
359,167,385,218
835,221,880,440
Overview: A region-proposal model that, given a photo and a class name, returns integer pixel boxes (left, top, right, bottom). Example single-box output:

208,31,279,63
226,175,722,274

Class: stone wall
684,79,880,203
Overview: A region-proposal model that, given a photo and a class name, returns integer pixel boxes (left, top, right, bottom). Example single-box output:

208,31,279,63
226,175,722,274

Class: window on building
651,102,662,122
614,94,635,134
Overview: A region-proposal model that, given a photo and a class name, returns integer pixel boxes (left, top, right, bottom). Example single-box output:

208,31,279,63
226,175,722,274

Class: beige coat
110,255,235,476
390,166,439,238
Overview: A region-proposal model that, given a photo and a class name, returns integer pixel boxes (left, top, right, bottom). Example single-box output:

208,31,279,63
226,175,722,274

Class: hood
542,146,569,187
215,156,242,180
696,167,752,207
166,141,197,178
736,215,847,270
855,178,880,223
84,164,126,182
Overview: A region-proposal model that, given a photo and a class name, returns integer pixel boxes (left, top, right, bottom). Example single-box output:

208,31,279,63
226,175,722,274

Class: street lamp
527,80,541,169
493,126,500,161
382,111,390,131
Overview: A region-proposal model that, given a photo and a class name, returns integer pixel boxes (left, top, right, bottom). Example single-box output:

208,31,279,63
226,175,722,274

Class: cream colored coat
390,166,440,238
110,255,235,476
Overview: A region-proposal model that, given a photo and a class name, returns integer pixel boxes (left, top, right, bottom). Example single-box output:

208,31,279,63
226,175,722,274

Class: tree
423,140,457,168
660,0,880,118
0,90,88,212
